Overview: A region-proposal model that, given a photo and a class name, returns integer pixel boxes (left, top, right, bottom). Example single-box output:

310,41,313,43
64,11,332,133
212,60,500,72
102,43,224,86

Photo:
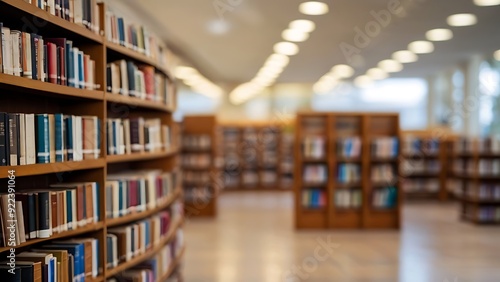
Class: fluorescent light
282,29,309,42
447,13,477,27
392,50,418,63
331,64,355,78
289,19,316,33
408,41,434,54
426,28,453,41
265,53,290,68
494,50,500,61
378,59,403,73
207,19,230,35
354,75,373,88
274,42,299,56
366,68,388,80
299,1,329,15
474,0,500,6
175,66,197,79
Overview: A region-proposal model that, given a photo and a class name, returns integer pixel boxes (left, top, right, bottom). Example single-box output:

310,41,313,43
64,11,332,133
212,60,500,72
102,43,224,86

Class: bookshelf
295,112,401,229
449,137,500,225
0,1,184,280
181,115,218,217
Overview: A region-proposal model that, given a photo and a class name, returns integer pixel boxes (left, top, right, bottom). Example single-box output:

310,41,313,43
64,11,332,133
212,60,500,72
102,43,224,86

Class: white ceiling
123,0,500,84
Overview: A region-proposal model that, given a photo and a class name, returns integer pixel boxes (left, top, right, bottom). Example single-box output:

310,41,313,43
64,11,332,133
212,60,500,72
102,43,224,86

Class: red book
47,43,57,84
129,180,137,212
139,65,155,100
156,177,162,199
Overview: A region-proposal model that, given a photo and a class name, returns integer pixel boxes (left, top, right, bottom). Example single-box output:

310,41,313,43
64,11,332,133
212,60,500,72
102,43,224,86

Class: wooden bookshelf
0,1,184,280
295,112,401,229
181,115,218,217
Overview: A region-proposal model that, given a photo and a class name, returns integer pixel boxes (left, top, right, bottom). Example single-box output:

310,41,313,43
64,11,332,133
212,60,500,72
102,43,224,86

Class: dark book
15,114,21,165
65,41,74,87
56,46,61,84
8,113,19,166
36,191,51,238
0,113,8,166
35,114,50,164
106,65,112,92
126,61,136,95
19,264,34,282
27,193,37,239
0,266,21,281
43,44,48,82
31,34,39,80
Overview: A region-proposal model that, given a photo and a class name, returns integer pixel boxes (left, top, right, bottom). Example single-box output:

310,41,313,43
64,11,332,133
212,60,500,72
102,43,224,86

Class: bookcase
181,115,218,217
220,122,293,191
449,137,500,225
295,112,401,229
0,1,184,280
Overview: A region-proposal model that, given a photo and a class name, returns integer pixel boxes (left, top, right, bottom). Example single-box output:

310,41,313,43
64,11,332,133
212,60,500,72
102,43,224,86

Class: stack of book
0,26,98,90
106,118,171,155
303,164,327,184
182,135,211,151
105,170,176,219
301,189,326,209
0,112,100,166
337,137,361,158
478,159,500,176
335,189,362,209
465,182,500,200
0,182,99,247
337,164,361,184
403,179,440,193
182,153,211,168
401,159,440,175
372,187,398,209
371,137,399,159
402,137,440,155
302,136,325,159
371,164,396,184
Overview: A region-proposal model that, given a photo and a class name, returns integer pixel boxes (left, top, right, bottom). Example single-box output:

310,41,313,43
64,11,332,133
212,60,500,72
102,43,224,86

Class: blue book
42,243,84,282
65,115,74,161
117,18,125,45
118,180,124,216
55,114,64,162
78,52,84,89
66,190,73,230
36,114,50,163
393,139,399,157
94,182,100,222
66,41,74,87
49,257,56,282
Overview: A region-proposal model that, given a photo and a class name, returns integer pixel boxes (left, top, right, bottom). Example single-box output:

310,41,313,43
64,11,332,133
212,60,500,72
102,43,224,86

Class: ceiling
123,0,500,84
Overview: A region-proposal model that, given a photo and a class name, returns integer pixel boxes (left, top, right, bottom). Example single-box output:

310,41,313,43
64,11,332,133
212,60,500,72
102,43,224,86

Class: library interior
1,0,500,281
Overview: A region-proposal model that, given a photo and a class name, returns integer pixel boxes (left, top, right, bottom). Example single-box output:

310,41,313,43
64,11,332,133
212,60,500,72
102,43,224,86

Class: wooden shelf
370,157,399,162
457,197,500,205
405,172,440,178
335,182,362,189
0,74,104,100
302,182,328,188
336,157,362,162
0,158,105,178
106,148,178,163
0,222,104,253
182,166,212,171
158,245,185,281
402,153,440,158
107,188,181,228
301,157,328,163
106,93,172,112
106,217,182,277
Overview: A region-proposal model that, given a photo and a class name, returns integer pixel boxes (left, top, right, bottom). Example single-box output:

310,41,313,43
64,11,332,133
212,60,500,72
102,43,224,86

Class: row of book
106,59,171,104
465,205,500,222
402,179,440,193
25,0,101,35
371,164,396,183
260,171,278,185
465,183,500,200
371,137,399,159
402,137,440,155
1,237,100,281
301,117,326,134
242,171,259,186
182,135,211,151
337,164,361,184
0,25,98,90
183,171,210,184
302,189,326,209
0,182,99,247
182,154,211,168
302,136,325,159
455,137,500,154
105,170,177,219
303,164,328,184
401,159,441,175
453,159,500,176
337,137,361,158
261,153,279,167
184,187,212,203
106,118,171,155
335,189,362,209
372,187,397,209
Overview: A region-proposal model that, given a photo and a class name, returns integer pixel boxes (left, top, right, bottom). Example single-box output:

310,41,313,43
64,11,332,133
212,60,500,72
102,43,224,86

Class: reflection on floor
183,192,500,282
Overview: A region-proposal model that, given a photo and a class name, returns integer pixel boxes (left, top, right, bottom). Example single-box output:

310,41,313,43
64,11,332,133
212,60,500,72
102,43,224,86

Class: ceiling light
494,50,500,61
207,19,231,35
408,41,435,54
331,64,355,78
354,75,373,88
299,1,329,15
447,13,477,27
474,0,500,6
289,19,316,33
282,29,309,42
378,59,403,73
366,68,388,80
392,50,418,63
265,53,290,68
426,28,453,41
274,42,299,56
175,66,197,79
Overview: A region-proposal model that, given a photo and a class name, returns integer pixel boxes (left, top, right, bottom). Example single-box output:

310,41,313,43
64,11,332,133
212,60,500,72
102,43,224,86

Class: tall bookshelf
295,112,401,229
0,1,184,280
181,115,218,217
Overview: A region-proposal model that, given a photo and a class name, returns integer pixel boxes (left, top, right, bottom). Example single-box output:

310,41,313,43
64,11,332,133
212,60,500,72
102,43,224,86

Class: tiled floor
183,192,500,282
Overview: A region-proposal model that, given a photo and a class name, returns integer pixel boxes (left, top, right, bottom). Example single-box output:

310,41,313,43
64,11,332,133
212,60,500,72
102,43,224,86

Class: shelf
106,217,183,277
0,0,103,43
107,188,181,228
301,157,328,163
0,74,104,100
182,166,212,171
457,197,500,205
0,158,106,178
336,157,362,162
370,157,399,162
370,208,398,213
0,222,104,253
182,148,212,153
335,182,362,189
302,182,328,188
371,182,398,188
106,93,172,112
158,245,185,281
404,172,440,178
106,147,178,163
334,208,362,213
402,153,440,158
302,207,327,212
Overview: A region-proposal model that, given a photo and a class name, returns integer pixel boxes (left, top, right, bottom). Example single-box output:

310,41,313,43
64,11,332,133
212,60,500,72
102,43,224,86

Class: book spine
0,113,7,166
55,114,64,162
37,192,51,238
8,113,19,166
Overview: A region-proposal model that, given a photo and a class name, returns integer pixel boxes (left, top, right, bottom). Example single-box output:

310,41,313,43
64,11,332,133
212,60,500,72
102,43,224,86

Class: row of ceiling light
229,1,329,105
174,66,224,99
314,0,499,94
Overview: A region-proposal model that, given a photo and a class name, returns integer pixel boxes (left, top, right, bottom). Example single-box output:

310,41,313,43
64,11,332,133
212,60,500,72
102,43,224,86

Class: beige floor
183,192,500,282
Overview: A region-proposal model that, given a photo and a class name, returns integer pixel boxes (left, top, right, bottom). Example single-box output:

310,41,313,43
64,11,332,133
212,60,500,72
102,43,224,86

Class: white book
11,31,21,77
75,116,83,161
25,114,36,165
118,122,125,155
119,60,129,95
72,47,79,88
2,27,12,74
73,0,83,25
125,227,132,261
111,181,119,218
47,0,56,15
18,114,26,165
23,33,32,78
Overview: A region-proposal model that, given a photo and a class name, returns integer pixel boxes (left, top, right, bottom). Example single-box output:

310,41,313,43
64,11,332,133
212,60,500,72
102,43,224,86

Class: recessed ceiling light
494,50,500,61
330,64,355,78
378,59,403,73
447,13,477,26
392,50,418,63
408,41,435,54
282,29,310,42
175,66,197,79
207,19,231,35
474,0,500,6
289,19,316,33
366,68,388,80
274,42,299,56
265,54,290,68
426,28,454,41
354,75,373,88
299,1,329,15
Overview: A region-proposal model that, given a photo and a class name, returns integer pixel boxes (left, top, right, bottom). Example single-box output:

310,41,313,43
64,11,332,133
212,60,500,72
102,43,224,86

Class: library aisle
184,192,500,282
